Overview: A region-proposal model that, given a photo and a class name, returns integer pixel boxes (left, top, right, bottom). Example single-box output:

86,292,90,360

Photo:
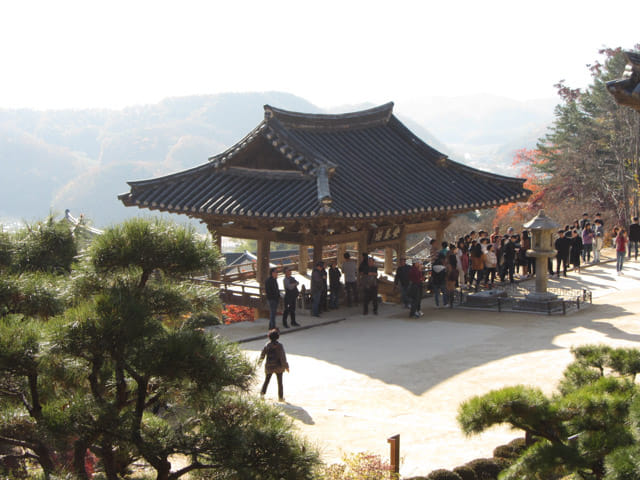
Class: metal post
387,434,400,476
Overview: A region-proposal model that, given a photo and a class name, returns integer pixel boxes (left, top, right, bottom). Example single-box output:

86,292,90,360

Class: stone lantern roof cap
523,210,559,230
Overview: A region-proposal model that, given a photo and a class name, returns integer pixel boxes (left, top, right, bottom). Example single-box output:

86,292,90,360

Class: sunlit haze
1,0,637,111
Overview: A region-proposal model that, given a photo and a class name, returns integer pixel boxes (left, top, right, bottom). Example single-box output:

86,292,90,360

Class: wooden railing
190,277,266,309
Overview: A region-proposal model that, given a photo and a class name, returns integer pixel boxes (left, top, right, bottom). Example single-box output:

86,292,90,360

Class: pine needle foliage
457,345,640,480
0,218,319,480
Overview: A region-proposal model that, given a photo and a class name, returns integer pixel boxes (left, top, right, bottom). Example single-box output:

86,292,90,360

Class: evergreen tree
457,345,640,480
0,218,319,480
534,46,640,224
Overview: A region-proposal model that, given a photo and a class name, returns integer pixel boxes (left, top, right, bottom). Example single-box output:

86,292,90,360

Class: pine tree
457,345,640,480
534,46,640,225
0,217,319,479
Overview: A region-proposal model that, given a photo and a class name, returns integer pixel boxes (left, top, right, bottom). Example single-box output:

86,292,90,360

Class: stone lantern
522,209,559,302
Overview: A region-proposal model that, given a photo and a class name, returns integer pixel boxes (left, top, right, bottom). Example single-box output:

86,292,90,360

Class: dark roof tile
120,103,529,221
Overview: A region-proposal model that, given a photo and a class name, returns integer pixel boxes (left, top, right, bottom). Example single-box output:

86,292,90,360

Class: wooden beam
404,219,451,234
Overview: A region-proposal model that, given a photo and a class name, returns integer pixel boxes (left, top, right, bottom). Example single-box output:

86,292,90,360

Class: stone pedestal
516,210,561,310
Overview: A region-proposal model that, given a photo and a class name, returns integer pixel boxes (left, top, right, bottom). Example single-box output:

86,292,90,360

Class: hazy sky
2,0,637,110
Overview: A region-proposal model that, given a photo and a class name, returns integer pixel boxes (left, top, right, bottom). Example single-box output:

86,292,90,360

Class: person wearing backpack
431,255,448,307
259,329,290,402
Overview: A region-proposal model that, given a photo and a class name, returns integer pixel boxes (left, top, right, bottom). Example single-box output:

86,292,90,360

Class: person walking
408,259,424,318
281,267,300,328
484,244,498,287
570,230,583,273
593,219,604,263
445,254,459,308
342,252,358,306
310,261,325,317
264,268,280,330
328,261,342,309
259,329,289,402
502,235,517,283
582,223,595,263
394,257,411,308
431,255,448,307
554,230,571,277
629,217,640,261
616,228,628,275
362,256,379,315
469,243,485,291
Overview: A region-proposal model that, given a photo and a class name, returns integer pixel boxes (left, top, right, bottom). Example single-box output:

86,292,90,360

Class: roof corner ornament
606,51,640,112
316,165,332,212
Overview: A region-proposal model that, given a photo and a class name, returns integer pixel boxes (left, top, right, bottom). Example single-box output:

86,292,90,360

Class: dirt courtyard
222,259,640,477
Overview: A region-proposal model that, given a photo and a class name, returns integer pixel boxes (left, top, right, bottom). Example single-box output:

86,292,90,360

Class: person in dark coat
259,329,289,402
569,230,583,273
310,261,325,317
362,257,378,315
502,236,517,283
264,268,280,330
394,257,411,308
328,261,342,309
408,259,424,318
431,255,448,307
554,230,572,277
281,267,300,328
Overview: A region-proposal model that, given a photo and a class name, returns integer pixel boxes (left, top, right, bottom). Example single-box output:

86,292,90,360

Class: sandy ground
213,255,640,478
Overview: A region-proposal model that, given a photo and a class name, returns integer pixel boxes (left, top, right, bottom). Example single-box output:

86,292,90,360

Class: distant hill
0,92,557,228
396,95,557,174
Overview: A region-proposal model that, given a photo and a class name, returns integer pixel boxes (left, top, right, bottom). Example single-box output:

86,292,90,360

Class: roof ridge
264,102,394,129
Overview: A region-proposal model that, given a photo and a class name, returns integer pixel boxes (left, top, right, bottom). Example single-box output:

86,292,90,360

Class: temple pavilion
119,102,530,284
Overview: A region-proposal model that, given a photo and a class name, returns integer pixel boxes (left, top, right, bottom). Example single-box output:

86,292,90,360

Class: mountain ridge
0,92,556,227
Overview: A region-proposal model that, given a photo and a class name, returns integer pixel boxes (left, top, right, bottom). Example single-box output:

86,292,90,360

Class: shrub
184,311,222,329
506,437,526,453
492,443,521,460
465,458,503,480
320,452,398,480
452,465,477,480
426,469,462,480
222,304,254,324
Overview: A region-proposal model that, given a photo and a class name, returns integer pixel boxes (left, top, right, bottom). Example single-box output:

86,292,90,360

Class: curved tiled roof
119,102,529,222
606,51,640,112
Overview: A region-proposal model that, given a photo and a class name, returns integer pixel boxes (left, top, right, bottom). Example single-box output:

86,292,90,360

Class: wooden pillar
212,234,222,280
298,244,309,275
256,236,271,287
384,246,394,275
397,230,407,261
313,236,324,266
358,230,369,265
337,243,347,267
434,220,450,248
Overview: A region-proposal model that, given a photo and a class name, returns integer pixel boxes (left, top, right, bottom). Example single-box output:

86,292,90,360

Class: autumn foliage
493,148,547,228
222,304,255,324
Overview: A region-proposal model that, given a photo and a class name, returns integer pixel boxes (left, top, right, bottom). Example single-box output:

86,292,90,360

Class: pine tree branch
0,435,37,451
168,461,221,480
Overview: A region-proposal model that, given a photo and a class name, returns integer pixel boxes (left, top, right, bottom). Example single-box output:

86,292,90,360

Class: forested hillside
0,91,552,227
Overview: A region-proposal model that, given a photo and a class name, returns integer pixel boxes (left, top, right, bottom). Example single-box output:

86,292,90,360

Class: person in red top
408,260,424,318
616,228,628,275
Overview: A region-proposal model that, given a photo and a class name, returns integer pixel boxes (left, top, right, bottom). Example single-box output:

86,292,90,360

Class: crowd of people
262,213,640,327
